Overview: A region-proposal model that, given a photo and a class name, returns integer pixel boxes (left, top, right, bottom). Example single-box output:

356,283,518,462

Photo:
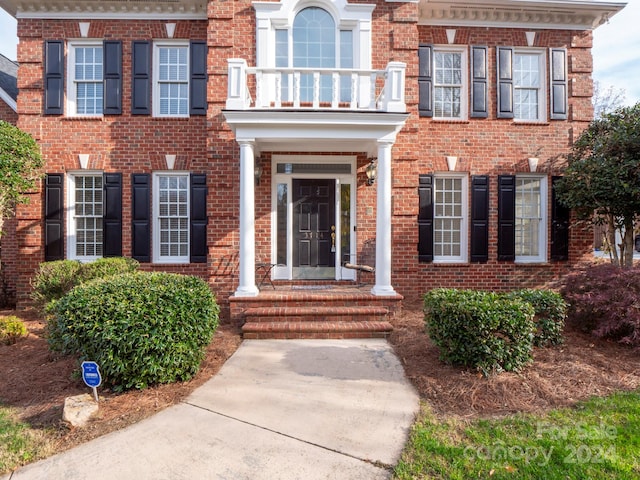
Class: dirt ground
2,303,640,458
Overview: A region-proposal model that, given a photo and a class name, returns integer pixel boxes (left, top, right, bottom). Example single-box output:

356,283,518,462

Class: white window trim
515,174,547,263
432,45,468,121
152,40,190,118
66,171,103,262
254,0,374,71
152,171,190,264
433,173,468,263
513,48,547,123
66,39,103,118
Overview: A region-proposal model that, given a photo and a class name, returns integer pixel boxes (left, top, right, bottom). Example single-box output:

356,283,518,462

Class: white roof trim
419,0,626,30
4,0,206,19
0,87,17,113
223,110,409,157
17,12,206,20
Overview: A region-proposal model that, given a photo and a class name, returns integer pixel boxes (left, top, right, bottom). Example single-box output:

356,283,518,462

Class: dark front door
292,178,336,279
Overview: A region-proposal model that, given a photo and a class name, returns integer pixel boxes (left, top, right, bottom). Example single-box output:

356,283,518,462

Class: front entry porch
230,284,403,339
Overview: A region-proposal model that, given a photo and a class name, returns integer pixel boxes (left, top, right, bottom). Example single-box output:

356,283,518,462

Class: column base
233,285,260,298
370,285,397,297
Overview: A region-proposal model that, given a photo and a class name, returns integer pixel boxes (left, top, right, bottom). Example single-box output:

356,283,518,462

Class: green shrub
0,316,28,345
30,260,82,308
50,272,219,391
31,257,139,309
78,257,139,283
424,289,535,375
504,289,566,347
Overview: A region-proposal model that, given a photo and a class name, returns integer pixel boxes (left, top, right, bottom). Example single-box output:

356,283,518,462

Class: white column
371,141,397,296
235,140,259,297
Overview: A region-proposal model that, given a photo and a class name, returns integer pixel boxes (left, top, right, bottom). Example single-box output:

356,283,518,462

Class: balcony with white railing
226,59,406,113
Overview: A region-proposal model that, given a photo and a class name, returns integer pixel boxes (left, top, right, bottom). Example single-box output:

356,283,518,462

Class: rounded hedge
504,289,566,347
50,272,219,391
31,257,140,309
424,288,535,375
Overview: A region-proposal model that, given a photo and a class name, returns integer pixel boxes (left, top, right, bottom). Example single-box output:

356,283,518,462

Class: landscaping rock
63,394,98,427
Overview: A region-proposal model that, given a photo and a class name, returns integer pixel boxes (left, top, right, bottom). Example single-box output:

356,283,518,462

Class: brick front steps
230,286,402,339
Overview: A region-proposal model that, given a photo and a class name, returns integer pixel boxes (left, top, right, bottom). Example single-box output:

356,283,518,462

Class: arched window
277,7,353,102
293,7,336,69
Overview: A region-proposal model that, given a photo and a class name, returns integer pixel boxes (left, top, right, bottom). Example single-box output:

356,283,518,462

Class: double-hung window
153,173,190,263
68,173,103,260
513,51,545,121
433,48,466,119
515,176,547,262
418,45,468,119
434,175,468,262
68,42,103,116
154,42,189,117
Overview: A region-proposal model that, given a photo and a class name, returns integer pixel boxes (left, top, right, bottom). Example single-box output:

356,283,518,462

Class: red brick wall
11,2,596,314
0,104,18,304
0,101,17,125
14,19,213,306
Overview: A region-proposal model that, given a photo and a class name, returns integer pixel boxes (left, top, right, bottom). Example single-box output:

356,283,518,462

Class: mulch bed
1,303,640,457
0,309,242,451
388,306,640,418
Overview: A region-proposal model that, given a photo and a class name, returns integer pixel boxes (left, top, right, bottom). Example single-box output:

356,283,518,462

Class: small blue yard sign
81,361,102,402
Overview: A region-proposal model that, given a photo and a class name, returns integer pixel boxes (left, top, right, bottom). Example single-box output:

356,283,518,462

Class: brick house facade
0,0,623,322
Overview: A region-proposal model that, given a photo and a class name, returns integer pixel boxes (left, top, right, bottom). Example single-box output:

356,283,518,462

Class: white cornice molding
0,87,17,113
419,0,626,30
10,0,207,19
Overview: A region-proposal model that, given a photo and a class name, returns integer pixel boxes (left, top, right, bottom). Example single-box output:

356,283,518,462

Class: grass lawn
0,405,53,473
394,389,640,480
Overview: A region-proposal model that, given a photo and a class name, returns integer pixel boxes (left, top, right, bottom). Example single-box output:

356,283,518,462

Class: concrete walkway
4,339,420,480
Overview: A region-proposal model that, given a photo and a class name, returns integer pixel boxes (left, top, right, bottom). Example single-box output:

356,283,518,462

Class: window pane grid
74,175,103,257
514,53,540,120
158,46,188,115
434,51,462,118
515,178,541,256
74,46,103,115
434,177,463,258
158,175,189,259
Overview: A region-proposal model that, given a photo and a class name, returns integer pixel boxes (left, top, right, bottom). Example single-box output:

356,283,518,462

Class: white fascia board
18,12,206,20
223,111,409,156
0,0,17,17
420,0,626,30
0,87,17,112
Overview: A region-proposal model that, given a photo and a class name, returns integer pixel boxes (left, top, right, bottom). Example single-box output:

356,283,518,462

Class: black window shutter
551,176,570,261
190,174,208,263
44,174,64,260
103,41,122,114
418,45,433,118
103,173,122,257
470,175,489,262
418,174,434,262
496,47,514,119
131,174,151,262
497,175,516,260
131,41,151,115
190,41,207,116
44,41,64,115
550,48,568,120
470,46,488,118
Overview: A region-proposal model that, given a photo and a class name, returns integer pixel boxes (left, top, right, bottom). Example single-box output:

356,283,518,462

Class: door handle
331,225,336,253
